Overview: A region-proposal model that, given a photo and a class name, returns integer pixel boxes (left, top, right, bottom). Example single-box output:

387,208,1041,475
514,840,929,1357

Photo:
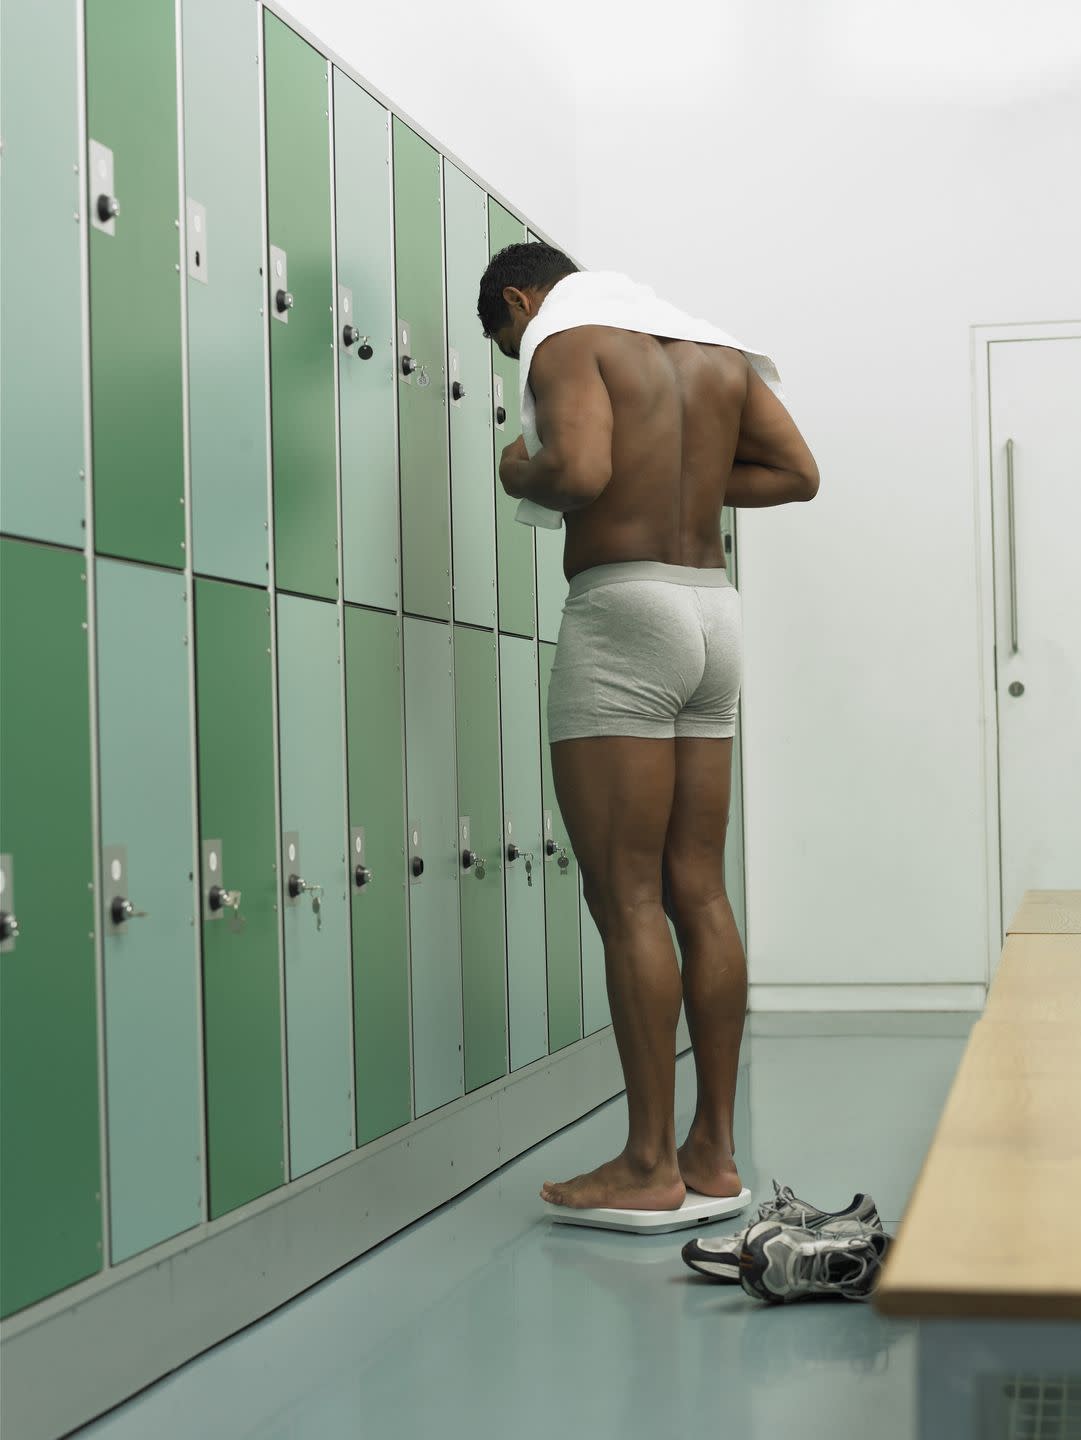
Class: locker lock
275,288,294,315
402,355,418,377
111,896,147,924
461,848,477,870
287,874,310,899
507,843,520,863
208,885,242,914
545,839,559,857
97,193,120,224
496,406,507,425
452,381,466,402
354,865,373,888
411,856,424,878
0,912,19,944
342,326,373,359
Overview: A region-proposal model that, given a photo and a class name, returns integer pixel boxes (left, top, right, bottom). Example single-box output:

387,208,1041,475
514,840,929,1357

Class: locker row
1,1,568,636
0,537,610,1321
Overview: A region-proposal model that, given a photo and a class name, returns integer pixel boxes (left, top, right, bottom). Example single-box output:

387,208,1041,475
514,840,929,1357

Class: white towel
512,270,784,529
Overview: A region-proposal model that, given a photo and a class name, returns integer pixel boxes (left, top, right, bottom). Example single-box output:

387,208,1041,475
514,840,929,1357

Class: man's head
477,242,579,360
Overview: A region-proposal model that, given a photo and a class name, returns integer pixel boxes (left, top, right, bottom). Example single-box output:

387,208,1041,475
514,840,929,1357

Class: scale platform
544,1186,752,1236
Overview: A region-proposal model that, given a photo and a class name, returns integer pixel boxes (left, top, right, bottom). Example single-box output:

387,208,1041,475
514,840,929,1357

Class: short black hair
477,242,579,338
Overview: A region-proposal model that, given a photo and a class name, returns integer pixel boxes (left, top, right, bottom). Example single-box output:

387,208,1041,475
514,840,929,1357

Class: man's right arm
725,362,820,508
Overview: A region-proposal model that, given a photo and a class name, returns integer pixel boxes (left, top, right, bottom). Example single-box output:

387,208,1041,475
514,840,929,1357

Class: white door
988,336,1081,938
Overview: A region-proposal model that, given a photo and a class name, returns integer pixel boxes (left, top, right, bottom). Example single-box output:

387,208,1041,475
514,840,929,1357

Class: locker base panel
0,1016,690,1440
544,1185,752,1235
749,984,986,1013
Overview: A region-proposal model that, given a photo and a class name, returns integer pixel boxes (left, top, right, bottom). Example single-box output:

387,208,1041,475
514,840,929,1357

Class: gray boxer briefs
547,560,742,743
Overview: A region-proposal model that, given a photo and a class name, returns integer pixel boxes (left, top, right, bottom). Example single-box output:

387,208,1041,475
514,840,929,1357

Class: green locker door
183,0,269,587
344,605,411,1145
403,618,463,1114
580,880,611,1036
500,636,547,1069
334,74,398,613
489,199,535,639
0,541,101,1318
454,627,507,1091
538,645,582,1052
277,594,353,1177
264,14,337,601
96,559,201,1262
394,121,451,622
0,0,85,547
194,579,284,1218
445,164,496,630
721,507,747,949
86,0,184,569
528,230,569,642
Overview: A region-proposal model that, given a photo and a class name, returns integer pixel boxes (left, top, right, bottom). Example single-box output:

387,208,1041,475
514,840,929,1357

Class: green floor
79,1012,977,1439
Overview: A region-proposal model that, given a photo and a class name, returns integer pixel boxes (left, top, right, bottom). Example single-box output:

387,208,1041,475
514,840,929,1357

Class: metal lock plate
187,198,208,284
89,140,117,236
398,319,413,384
0,854,15,954
350,826,369,891
339,285,355,353
494,374,506,431
103,844,129,936
408,819,423,884
543,810,554,859
283,831,301,904
449,348,463,407
270,245,289,323
203,838,223,922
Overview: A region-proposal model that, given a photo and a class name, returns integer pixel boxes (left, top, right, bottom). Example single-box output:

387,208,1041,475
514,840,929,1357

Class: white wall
275,0,1081,997
555,0,1081,993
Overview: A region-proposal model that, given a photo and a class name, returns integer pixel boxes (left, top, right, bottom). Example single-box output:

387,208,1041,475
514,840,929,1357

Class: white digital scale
544,1187,752,1236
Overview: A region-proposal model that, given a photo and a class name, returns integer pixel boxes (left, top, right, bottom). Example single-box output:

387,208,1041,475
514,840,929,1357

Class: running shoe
737,1220,892,1304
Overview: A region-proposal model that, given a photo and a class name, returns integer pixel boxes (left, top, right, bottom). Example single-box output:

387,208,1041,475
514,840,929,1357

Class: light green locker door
334,74,398,613
344,606,412,1144
500,636,547,1069
1,541,101,1318
96,559,201,1262
0,1,85,547
721,507,747,948
403,618,463,1114
265,14,337,601
489,200,535,639
445,165,496,629
86,0,184,569
394,122,451,622
581,881,611,1036
538,645,582,1052
454,627,507,1091
183,0,269,587
277,594,353,1177
194,579,284,1218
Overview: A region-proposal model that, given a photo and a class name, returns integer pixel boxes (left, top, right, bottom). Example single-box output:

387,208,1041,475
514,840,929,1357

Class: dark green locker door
183,0,269,586
344,605,412,1145
1,0,85,547
264,14,337,601
403,618,463,1114
86,0,184,568
489,199,535,639
538,645,583,1052
194,579,284,1218
445,164,496,629
393,120,451,622
0,541,101,1318
97,559,202,1262
454,627,507,1091
334,74,398,613
277,594,353,1177
500,635,547,1069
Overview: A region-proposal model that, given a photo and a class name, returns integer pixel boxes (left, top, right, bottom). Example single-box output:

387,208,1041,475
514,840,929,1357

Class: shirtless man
477,245,819,1212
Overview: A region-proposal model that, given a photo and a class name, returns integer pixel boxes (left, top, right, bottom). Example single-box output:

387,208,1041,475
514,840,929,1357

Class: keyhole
195,250,201,268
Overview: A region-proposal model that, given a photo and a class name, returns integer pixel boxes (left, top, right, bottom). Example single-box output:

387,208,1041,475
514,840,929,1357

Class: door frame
970,319,1081,982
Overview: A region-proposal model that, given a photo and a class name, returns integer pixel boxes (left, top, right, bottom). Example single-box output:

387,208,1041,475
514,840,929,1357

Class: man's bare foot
541,1152,686,1211
677,1133,743,1198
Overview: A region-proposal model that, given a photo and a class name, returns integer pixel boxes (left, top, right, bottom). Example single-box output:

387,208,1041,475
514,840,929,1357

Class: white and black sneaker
681,1180,883,1283
737,1220,892,1304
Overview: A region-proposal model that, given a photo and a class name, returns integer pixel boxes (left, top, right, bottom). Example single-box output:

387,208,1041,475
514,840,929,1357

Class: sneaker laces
757,1180,812,1225
796,1234,885,1295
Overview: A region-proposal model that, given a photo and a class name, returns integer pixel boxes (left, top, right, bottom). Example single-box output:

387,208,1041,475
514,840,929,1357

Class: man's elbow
566,459,612,509
800,462,821,501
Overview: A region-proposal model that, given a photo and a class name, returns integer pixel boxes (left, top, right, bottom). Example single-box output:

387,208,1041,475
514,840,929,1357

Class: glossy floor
80,1012,977,1440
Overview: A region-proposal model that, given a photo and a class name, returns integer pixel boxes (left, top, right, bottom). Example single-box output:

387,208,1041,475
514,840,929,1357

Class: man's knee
662,857,727,930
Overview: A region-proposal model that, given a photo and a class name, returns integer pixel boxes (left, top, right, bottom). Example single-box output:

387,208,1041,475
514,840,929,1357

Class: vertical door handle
1006,438,1020,655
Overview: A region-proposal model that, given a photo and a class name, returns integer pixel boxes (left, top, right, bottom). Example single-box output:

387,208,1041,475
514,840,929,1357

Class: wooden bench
874,890,1081,1437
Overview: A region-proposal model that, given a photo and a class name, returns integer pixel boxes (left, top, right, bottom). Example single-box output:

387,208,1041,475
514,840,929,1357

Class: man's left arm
499,331,613,512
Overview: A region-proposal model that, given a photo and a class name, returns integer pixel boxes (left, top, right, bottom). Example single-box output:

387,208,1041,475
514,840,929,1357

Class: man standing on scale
478,245,819,1214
